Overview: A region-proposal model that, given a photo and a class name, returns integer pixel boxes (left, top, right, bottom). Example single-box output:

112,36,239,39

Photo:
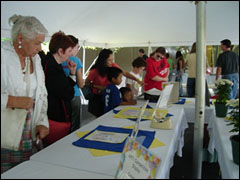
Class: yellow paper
185,100,191,103
114,107,168,120
75,125,165,157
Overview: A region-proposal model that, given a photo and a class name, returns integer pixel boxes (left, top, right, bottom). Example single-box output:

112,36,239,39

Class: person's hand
130,100,137,105
67,59,77,75
35,125,49,140
137,79,144,86
17,97,34,110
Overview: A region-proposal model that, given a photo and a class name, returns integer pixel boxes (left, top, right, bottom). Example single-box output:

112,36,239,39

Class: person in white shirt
1,14,49,173
126,57,147,99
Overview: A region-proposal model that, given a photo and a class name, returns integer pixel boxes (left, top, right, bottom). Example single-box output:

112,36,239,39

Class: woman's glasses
156,55,164,59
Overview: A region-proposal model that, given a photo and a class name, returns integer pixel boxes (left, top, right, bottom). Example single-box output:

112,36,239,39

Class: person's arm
6,95,34,110
117,66,143,86
216,67,222,80
85,77,106,91
152,75,168,82
76,68,84,89
120,100,136,105
124,71,143,86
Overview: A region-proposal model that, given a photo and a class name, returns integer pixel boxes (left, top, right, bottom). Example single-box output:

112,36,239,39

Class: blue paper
72,125,155,152
174,98,186,104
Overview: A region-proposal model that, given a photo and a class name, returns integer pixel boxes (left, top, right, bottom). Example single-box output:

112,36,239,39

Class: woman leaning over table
1,14,49,173
85,49,143,117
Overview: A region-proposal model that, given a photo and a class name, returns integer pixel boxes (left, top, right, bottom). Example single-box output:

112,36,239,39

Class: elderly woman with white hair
1,14,49,173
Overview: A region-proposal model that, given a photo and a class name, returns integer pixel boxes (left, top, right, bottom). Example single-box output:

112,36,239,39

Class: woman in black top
42,32,76,122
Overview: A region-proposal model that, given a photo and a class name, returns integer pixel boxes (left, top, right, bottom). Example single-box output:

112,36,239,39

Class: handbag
1,108,28,151
82,83,94,100
1,57,30,151
44,59,71,145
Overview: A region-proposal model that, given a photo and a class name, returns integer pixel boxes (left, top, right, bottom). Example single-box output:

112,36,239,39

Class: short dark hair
155,47,166,56
120,87,132,97
107,67,123,82
221,39,231,48
49,31,75,54
68,35,79,45
132,57,147,68
139,48,145,53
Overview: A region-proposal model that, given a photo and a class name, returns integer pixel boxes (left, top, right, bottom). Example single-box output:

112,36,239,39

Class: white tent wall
1,1,239,47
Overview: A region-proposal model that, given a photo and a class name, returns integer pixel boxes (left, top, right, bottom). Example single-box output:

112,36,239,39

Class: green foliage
226,99,239,133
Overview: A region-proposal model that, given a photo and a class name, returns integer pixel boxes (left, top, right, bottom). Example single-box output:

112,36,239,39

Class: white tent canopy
1,1,239,47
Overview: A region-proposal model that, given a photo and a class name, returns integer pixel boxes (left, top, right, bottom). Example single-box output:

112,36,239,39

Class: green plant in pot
214,79,233,117
226,98,239,165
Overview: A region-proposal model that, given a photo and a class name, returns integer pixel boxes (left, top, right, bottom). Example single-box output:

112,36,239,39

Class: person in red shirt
85,49,143,117
144,47,169,100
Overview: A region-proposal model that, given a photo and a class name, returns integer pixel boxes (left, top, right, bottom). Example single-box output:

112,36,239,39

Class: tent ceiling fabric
1,1,239,47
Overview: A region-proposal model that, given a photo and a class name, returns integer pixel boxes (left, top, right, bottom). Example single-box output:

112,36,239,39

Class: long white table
164,97,214,123
1,160,113,179
208,110,239,179
27,102,188,179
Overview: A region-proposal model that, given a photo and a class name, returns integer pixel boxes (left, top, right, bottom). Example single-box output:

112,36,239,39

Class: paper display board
115,137,161,179
162,82,179,104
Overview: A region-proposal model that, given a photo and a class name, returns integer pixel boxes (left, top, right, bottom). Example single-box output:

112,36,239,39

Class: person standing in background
166,53,175,82
42,31,76,124
185,42,211,106
175,51,185,97
216,39,239,99
61,35,84,132
138,48,148,60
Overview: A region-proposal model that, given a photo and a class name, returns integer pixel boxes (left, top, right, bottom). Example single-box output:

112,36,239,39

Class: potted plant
214,79,233,117
226,98,239,165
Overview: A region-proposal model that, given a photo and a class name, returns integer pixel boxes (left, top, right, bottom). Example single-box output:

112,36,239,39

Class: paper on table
76,125,165,157
144,88,161,96
84,130,129,144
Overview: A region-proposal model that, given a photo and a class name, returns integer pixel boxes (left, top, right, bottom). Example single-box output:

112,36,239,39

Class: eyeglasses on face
156,54,164,59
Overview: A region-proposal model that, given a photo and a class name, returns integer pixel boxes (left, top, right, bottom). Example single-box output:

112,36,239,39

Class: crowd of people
1,14,239,173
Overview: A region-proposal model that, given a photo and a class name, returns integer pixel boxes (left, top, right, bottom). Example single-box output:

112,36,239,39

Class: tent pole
82,41,86,79
193,1,206,179
147,41,152,57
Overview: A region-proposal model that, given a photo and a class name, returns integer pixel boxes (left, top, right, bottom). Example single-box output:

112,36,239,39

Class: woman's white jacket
1,41,49,140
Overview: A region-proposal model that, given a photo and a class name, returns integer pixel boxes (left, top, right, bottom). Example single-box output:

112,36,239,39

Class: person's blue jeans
175,70,184,96
222,73,239,99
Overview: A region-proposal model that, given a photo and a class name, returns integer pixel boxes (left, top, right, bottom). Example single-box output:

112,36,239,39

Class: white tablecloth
1,160,113,179
208,110,239,179
28,102,188,179
169,97,214,123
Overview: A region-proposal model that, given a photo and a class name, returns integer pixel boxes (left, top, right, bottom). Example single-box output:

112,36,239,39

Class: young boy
126,57,147,99
103,67,136,113
120,87,135,103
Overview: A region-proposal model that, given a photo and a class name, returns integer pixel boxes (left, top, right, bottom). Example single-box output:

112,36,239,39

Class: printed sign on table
115,137,161,179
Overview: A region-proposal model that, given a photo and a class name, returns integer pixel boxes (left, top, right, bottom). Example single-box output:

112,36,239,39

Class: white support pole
82,41,86,79
83,56,98,79
193,1,206,179
113,50,115,63
147,41,152,57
